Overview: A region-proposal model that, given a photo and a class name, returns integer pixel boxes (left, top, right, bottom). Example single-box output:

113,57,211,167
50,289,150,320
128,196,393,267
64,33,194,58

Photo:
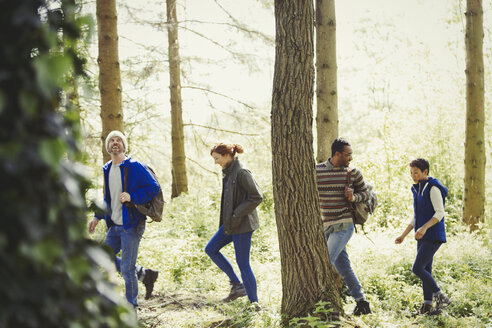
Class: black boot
222,281,247,302
353,299,371,316
143,269,158,299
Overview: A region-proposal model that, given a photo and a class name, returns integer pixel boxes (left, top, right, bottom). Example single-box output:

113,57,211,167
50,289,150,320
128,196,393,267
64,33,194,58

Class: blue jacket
412,177,447,243
100,157,160,230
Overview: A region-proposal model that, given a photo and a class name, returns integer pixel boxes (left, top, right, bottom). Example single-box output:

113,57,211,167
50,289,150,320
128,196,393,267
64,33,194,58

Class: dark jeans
412,240,442,301
205,225,258,302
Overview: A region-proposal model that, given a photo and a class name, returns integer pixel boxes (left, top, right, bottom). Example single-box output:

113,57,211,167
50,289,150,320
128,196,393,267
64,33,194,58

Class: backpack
124,165,165,222
346,169,378,230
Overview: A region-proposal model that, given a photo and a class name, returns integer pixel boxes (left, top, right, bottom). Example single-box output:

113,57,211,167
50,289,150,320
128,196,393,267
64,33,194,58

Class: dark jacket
100,157,160,230
412,177,447,243
220,158,262,235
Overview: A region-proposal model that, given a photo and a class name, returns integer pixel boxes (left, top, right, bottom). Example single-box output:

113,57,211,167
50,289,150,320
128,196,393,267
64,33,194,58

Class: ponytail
210,143,244,157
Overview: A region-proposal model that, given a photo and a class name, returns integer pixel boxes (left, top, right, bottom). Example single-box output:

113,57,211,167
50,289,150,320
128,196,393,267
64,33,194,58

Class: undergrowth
90,188,491,328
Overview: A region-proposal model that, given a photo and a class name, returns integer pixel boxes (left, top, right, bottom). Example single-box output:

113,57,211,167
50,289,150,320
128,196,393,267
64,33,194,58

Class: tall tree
167,0,188,198
0,0,136,326
97,0,124,163
315,0,338,163
272,0,342,321
463,0,485,231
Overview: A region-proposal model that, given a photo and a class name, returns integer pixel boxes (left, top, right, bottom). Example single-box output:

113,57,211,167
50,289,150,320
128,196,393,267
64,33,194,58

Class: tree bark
315,0,338,163
463,0,485,231
97,0,124,163
167,0,188,198
272,0,342,321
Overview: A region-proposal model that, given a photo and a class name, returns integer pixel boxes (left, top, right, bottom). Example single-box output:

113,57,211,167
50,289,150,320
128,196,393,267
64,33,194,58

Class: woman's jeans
104,223,145,307
325,223,364,300
413,240,441,301
205,226,258,302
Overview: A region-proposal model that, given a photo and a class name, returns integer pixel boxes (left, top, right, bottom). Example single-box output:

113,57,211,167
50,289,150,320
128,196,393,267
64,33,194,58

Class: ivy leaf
39,138,66,169
33,54,72,98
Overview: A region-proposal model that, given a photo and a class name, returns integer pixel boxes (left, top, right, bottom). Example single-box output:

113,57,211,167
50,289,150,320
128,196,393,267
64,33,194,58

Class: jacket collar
412,176,448,198
222,157,239,176
103,156,131,170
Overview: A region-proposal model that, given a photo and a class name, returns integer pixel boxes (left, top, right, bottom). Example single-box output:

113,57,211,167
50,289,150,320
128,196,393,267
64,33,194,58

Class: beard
109,144,124,155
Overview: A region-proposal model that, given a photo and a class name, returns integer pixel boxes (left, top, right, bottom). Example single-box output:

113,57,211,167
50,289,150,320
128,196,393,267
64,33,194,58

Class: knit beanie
105,130,128,154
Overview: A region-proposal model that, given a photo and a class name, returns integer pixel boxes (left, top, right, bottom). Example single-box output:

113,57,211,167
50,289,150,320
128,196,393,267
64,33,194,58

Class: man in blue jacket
88,130,160,308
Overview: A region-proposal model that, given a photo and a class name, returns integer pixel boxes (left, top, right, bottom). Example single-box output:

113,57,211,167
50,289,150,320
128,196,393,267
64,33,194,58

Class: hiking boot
434,291,451,311
353,299,371,316
222,282,247,302
143,269,158,299
415,303,433,315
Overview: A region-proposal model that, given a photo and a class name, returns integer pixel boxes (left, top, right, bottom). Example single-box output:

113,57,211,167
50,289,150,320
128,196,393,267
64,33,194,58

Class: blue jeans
413,240,441,301
325,223,364,300
205,226,258,302
104,223,145,307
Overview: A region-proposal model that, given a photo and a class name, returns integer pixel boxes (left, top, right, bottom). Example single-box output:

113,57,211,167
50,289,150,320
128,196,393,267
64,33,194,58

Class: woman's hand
415,226,428,239
395,235,405,244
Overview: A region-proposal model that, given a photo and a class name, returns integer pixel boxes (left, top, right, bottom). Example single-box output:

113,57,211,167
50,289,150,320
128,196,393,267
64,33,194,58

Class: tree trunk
167,0,188,198
97,0,124,164
315,0,338,163
463,0,485,231
272,0,342,321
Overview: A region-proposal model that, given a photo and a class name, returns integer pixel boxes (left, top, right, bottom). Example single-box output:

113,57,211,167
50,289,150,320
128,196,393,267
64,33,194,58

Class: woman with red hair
205,143,263,307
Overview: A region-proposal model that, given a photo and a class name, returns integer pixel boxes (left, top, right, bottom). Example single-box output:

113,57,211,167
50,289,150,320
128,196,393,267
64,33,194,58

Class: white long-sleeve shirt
409,183,445,227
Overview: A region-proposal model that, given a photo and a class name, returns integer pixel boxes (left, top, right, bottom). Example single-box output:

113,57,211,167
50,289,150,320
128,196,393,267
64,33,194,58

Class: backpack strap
123,165,135,220
346,168,358,233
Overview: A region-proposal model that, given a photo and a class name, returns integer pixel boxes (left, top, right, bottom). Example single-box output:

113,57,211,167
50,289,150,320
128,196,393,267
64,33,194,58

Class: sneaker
222,281,247,302
434,291,451,310
353,299,371,316
143,269,158,299
248,302,262,312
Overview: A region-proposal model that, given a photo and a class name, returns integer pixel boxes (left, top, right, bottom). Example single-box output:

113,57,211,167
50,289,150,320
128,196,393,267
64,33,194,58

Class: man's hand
120,192,131,203
344,186,354,202
88,218,99,234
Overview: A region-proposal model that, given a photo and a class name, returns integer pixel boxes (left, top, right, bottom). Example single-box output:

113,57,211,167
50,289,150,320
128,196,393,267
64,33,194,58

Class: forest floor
91,193,492,328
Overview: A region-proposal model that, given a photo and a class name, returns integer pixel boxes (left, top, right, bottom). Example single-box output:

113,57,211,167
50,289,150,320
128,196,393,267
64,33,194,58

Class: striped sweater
316,160,369,229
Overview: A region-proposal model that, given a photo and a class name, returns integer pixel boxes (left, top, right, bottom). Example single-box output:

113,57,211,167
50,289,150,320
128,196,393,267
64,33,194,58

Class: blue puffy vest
412,177,447,243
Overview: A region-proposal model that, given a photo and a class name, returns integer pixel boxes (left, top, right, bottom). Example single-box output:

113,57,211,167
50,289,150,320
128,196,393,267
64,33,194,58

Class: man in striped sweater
316,138,371,315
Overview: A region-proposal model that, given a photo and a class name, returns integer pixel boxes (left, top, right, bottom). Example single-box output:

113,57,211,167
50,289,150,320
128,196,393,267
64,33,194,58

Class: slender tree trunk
272,0,342,321
167,0,188,198
97,0,123,163
463,0,485,231
315,0,338,163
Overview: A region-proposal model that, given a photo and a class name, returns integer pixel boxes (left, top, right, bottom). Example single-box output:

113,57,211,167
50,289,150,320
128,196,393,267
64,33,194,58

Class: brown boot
222,282,247,302
413,303,433,316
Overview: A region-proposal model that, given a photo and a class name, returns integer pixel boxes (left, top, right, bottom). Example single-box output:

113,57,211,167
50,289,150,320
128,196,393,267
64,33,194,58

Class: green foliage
0,0,136,327
131,185,492,328
289,301,341,328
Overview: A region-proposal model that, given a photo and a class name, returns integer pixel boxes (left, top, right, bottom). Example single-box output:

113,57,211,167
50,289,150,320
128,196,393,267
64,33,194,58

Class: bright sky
111,0,488,118
83,0,490,153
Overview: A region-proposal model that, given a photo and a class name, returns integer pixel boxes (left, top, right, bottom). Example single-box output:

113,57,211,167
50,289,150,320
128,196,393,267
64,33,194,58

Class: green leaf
19,90,39,117
66,255,90,285
21,239,63,267
39,138,66,169
33,54,73,98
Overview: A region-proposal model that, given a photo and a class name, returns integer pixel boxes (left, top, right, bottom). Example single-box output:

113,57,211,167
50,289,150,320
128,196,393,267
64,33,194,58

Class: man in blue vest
88,130,160,307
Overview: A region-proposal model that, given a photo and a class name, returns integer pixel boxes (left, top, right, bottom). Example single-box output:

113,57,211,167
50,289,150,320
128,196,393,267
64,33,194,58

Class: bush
0,1,136,326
